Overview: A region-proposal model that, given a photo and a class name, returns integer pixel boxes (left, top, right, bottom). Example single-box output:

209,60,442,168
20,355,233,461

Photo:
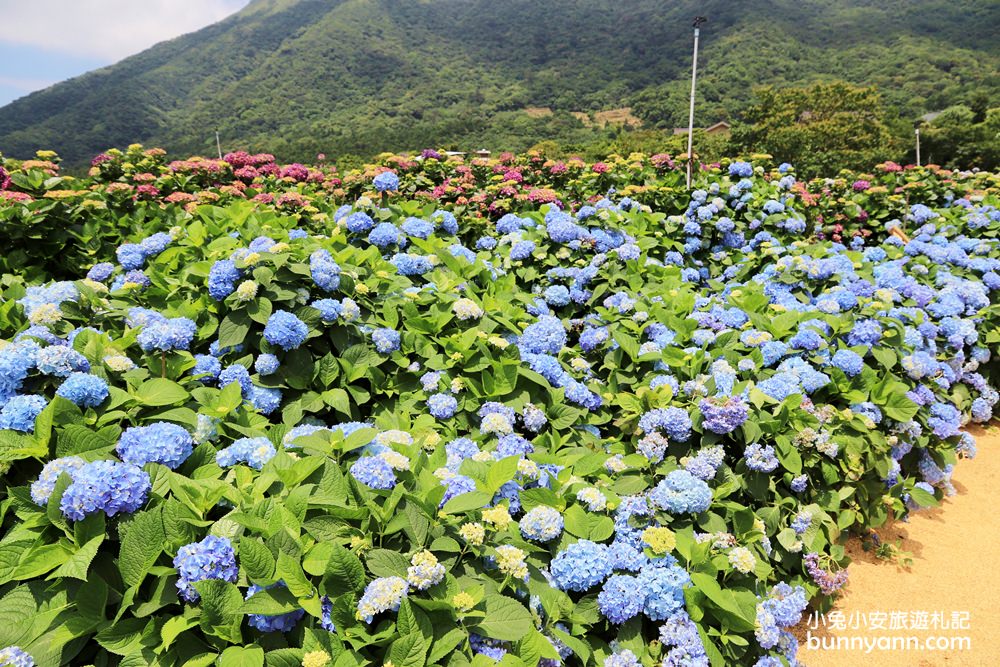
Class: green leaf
241,586,301,615
218,312,251,350
322,388,352,416
428,627,467,664
55,424,118,457
50,535,103,581
134,378,189,407
486,456,520,494
195,579,243,644
220,645,264,667
908,486,938,508
276,551,314,598
688,572,756,632
441,491,492,515
240,538,276,581
118,507,166,589
388,632,427,667
472,595,532,641
324,545,366,595
366,549,410,578
397,598,433,639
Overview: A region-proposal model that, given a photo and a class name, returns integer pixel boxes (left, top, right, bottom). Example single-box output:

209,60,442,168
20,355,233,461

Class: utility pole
686,16,707,189
216,131,223,160
914,121,922,167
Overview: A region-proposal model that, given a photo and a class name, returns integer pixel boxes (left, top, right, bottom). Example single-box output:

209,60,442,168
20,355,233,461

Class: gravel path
795,425,1000,666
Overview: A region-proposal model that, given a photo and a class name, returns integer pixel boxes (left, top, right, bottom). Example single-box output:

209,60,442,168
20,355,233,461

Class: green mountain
0,0,997,166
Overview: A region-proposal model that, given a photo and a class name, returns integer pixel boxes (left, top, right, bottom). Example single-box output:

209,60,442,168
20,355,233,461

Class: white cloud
0,0,250,60
0,75,58,91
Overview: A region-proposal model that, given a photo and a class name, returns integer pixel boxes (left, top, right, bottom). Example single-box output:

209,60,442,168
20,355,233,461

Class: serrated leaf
324,545,365,595
472,595,532,641
240,538,276,581
220,645,264,667
118,507,165,588
365,549,410,578
50,534,103,581
134,378,189,407
388,632,427,667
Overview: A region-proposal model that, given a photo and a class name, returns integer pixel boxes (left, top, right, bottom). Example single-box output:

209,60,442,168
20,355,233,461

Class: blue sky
0,0,250,107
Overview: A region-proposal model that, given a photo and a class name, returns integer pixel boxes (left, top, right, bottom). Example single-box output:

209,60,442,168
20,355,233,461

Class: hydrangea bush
0,147,998,666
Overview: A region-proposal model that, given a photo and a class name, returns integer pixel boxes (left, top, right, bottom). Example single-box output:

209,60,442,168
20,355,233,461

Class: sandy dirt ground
794,425,1000,666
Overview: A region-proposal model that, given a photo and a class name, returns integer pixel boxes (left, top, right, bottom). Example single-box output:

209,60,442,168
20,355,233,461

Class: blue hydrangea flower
0,394,47,432
60,460,151,520
519,316,566,355
137,316,196,352
401,217,435,239
140,232,173,256
116,243,146,270
373,171,399,192
30,456,86,505
249,387,282,416
648,470,712,514
831,349,864,377
847,319,882,347
255,353,280,375
510,240,536,260
519,506,564,542
550,540,612,591
216,437,276,470
638,407,692,441
699,397,749,434
310,249,341,292
372,328,401,354
638,563,690,620
117,422,193,469
356,576,407,623
218,364,252,395
683,445,726,481
310,298,341,322
351,456,397,489
427,392,458,419
598,575,643,623
36,346,89,377
441,474,476,506
86,263,114,282
191,355,222,382
728,161,753,178
368,222,404,249
391,253,434,276
263,311,308,351
790,475,808,493
604,649,641,667
0,646,34,667
56,373,109,408
345,212,376,234
744,442,780,473
173,535,238,602
208,260,242,300
521,404,547,432
246,582,305,632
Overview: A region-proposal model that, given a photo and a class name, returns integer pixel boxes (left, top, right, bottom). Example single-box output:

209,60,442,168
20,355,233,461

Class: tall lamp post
685,16,707,189
914,120,922,167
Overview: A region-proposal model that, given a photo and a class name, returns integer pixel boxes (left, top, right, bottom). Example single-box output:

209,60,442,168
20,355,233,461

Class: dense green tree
731,83,898,177
918,105,1000,170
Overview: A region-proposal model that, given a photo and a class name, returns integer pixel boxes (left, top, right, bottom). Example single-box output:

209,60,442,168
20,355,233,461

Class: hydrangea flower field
0,146,998,666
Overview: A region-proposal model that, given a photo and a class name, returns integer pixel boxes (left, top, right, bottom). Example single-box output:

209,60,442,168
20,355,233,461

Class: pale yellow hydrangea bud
459,522,485,546
235,280,258,302
452,592,475,612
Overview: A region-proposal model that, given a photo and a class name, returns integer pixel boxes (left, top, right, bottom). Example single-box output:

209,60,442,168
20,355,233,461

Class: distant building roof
673,121,730,135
